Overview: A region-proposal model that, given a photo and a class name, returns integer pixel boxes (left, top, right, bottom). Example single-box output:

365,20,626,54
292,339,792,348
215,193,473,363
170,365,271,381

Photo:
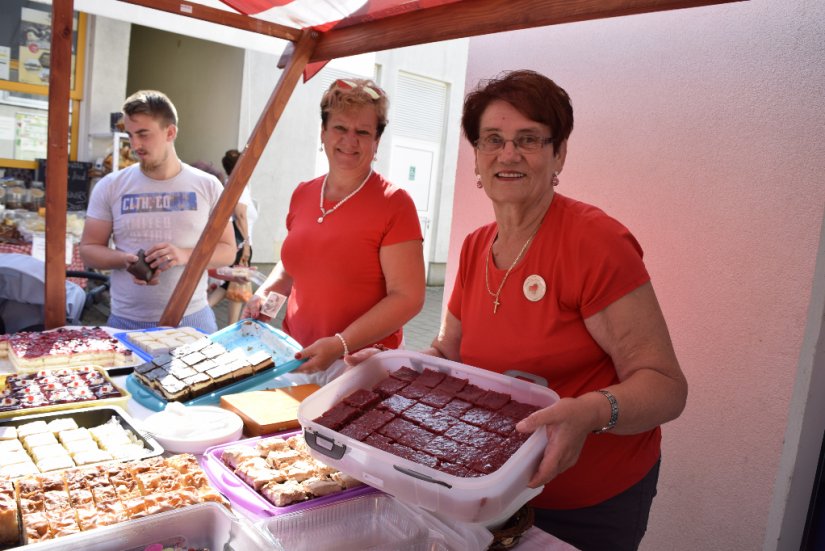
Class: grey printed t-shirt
86,162,224,322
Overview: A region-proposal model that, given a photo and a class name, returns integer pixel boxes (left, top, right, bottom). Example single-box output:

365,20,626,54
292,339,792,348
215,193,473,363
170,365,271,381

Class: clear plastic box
298,350,559,526
260,492,492,551
14,502,273,550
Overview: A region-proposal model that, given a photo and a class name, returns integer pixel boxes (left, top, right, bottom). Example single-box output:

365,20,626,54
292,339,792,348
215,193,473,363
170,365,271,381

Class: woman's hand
241,294,268,320
294,336,347,373
516,395,601,488
344,347,383,367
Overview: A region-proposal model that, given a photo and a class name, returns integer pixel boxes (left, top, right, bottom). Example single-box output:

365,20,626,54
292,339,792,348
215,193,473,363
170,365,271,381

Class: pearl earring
475,174,482,189
552,171,560,187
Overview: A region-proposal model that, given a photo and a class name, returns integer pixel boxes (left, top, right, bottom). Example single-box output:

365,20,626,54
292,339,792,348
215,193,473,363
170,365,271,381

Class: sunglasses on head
332,79,385,100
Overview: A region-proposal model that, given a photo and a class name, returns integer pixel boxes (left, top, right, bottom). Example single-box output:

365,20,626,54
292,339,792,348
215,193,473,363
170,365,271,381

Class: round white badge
523,274,546,302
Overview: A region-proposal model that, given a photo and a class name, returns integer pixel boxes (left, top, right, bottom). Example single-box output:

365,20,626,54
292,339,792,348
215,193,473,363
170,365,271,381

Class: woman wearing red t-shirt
356,70,687,551
244,78,425,377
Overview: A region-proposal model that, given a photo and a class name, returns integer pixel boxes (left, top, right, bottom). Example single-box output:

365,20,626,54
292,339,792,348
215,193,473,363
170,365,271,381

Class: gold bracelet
334,333,350,357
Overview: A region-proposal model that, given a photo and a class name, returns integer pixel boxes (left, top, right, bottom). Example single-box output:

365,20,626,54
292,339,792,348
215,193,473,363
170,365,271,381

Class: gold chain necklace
485,231,536,314
318,169,372,223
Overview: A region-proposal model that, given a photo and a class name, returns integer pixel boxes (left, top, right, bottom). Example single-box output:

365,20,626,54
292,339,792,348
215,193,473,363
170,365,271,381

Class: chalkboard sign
36,159,92,211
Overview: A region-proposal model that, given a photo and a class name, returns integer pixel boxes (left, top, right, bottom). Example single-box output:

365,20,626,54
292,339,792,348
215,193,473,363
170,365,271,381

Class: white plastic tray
298,350,559,525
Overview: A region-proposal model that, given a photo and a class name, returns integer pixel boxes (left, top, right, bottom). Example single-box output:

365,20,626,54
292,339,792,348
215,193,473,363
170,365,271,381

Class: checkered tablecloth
0,242,88,287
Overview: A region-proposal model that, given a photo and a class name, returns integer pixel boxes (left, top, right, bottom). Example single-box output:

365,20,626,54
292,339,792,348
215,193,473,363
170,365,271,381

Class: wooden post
159,29,319,326
44,0,74,329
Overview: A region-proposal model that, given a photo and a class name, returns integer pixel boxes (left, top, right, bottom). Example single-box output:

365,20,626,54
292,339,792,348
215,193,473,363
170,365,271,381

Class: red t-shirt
448,193,661,509
280,171,422,350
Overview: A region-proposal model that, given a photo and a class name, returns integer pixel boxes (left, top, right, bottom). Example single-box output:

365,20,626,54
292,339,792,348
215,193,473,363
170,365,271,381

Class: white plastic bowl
143,403,243,454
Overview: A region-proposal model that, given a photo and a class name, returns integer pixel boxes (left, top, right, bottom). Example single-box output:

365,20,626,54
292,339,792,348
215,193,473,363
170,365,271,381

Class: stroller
0,253,90,334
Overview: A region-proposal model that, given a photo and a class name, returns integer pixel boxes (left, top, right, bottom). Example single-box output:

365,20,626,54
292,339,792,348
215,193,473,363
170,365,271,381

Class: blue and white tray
125,320,305,411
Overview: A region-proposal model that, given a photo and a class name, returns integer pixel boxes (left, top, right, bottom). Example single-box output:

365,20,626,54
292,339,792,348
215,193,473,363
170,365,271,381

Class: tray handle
303,429,346,460
502,370,548,387
392,465,453,489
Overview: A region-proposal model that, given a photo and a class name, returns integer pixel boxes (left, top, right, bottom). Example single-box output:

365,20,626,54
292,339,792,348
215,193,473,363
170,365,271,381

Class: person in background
80,90,236,333
351,70,687,551
207,149,259,325
243,78,425,381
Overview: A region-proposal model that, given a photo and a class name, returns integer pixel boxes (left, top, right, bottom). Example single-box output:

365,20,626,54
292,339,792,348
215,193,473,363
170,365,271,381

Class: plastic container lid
142,402,243,454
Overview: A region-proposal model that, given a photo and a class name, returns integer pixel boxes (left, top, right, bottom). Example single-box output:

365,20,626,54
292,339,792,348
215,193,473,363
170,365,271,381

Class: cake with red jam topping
7,328,134,372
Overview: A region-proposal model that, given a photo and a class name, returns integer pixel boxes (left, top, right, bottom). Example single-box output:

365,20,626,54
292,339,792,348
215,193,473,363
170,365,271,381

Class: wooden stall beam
311,0,745,63
117,0,303,42
44,0,75,329
159,29,319,326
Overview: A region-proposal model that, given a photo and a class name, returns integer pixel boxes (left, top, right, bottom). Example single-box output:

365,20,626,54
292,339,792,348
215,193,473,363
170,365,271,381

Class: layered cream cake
7,328,135,372
133,337,274,402
0,416,147,478
219,434,362,508
122,326,205,357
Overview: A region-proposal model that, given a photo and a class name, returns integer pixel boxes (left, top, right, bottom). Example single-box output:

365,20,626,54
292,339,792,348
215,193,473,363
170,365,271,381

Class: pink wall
447,1,825,549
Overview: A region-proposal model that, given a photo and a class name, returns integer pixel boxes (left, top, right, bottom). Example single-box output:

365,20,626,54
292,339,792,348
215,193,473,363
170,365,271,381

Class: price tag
261,291,287,319
31,233,73,264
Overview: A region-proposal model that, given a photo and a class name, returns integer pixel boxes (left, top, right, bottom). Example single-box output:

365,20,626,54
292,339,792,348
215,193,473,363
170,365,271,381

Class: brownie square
390,443,439,468
314,402,360,431
380,418,435,450
438,460,475,478
460,407,497,427
343,388,381,410
455,383,486,404
376,394,416,415
417,368,446,388
486,413,517,436
476,389,511,411
436,374,468,394
401,402,436,424
499,400,541,421
442,398,473,418
365,433,396,453
390,366,420,382
402,404,456,435
444,422,484,446
372,377,409,397
398,381,429,400
445,422,503,452
340,422,372,441
423,436,467,461
420,388,453,409
467,453,502,475
354,409,394,433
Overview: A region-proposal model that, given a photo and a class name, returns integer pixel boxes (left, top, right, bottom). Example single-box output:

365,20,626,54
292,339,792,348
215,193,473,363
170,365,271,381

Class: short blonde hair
320,78,389,138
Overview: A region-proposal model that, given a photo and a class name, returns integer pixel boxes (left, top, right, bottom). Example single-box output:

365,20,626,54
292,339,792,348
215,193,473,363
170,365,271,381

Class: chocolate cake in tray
299,350,560,526
126,320,303,411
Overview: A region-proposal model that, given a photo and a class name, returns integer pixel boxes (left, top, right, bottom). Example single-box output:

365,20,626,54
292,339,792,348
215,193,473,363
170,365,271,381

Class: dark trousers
533,458,661,551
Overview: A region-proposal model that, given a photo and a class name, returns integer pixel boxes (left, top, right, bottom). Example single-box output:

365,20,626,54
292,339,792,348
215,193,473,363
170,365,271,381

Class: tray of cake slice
0,327,137,374
0,452,226,548
0,405,162,479
0,366,129,419
201,429,375,521
125,319,305,412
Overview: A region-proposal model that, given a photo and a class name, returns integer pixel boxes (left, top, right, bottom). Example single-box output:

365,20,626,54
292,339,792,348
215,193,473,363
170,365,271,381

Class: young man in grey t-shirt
80,90,236,332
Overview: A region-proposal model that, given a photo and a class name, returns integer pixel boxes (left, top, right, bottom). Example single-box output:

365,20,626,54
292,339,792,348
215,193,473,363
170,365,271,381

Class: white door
388,138,439,279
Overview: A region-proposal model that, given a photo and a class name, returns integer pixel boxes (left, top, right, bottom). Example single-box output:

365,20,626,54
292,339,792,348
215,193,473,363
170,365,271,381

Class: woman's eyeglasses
332,79,385,100
474,134,553,153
